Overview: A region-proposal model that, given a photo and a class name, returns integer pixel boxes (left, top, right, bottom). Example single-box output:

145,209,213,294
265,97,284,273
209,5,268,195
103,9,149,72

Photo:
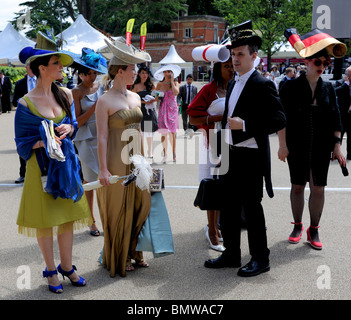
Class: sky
0,0,28,31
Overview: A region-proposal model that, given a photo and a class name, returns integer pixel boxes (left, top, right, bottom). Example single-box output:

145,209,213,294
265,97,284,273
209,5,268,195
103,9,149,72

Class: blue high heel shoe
57,264,86,287
43,268,63,294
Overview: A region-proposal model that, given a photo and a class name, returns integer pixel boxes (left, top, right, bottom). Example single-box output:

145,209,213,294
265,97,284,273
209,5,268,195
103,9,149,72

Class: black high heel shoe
57,264,87,287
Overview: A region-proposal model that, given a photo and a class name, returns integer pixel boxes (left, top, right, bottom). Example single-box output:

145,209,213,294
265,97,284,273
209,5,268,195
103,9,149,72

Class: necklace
113,87,127,97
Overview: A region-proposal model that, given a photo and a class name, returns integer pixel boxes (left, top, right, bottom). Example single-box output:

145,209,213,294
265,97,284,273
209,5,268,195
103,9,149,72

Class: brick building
133,15,227,80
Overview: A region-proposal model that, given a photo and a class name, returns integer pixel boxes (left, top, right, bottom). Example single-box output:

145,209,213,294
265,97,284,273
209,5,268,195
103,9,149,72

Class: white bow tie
234,74,244,83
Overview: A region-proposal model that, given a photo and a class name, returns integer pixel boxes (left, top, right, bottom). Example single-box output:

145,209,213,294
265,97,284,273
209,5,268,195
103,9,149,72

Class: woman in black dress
131,64,158,158
278,48,346,250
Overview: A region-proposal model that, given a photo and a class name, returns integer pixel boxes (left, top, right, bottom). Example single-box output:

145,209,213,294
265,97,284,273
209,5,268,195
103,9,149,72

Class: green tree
213,0,313,70
14,0,72,38
186,0,221,16
14,0,186,37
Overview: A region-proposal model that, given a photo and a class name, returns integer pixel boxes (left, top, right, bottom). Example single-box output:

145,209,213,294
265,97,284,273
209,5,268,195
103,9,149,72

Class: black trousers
341,113,351,160
19,157,26,178
1,94,11,113
181,103,189,131
220,146,270,263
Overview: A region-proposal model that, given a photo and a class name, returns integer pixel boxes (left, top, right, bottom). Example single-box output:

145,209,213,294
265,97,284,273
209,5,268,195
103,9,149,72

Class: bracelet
334,136,342,145
279,146,287,149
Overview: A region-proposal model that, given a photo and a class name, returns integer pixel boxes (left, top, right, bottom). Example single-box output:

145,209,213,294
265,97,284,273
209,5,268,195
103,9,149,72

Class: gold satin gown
96,108,151,277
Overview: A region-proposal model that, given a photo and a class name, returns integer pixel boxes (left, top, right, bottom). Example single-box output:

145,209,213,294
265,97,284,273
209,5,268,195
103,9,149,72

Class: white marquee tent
56,14,110,54
0,23,35,66
151,45,193,81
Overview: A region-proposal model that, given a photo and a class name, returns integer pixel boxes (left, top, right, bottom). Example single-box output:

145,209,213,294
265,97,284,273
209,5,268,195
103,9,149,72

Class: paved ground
1,83,351,304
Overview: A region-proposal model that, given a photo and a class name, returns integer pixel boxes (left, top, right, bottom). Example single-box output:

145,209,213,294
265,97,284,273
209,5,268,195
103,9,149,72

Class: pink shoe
288,222,304,244
306,226,322,250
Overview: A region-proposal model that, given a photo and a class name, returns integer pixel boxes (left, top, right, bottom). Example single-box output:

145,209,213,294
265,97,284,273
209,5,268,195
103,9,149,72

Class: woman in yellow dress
15,34,92,294
96,38,152,277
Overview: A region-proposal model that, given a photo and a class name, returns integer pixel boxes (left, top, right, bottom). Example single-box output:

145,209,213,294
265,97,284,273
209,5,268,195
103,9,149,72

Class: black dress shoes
237,260,270,277
15,176,25,184
204,255,241,269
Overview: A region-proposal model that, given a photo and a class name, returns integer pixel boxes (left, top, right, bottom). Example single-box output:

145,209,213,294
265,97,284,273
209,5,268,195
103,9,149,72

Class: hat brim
26,49,73,67
62,51,107,74
226,35,262,50
154,64,181,81
104,38,151,65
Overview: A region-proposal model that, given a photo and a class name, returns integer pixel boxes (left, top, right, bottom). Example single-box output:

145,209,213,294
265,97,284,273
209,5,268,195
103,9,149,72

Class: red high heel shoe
288,222,304,244
307,226,322,250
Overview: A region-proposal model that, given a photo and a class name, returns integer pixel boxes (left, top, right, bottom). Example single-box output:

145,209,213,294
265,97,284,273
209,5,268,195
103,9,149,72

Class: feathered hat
65,47,108,74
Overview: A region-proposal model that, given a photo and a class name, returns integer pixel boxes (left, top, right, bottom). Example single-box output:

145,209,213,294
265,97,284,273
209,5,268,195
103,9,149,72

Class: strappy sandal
89,221,100,236
135,259,149,268
126,260,135,272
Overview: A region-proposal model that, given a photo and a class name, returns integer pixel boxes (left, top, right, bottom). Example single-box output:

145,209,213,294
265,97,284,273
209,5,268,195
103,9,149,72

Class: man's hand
227,116,244,130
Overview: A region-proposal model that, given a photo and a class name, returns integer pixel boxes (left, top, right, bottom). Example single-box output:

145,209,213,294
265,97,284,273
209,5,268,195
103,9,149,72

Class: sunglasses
312,58,330,68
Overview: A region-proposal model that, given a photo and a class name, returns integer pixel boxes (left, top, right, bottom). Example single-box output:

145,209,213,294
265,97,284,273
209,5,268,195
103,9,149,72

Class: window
185,28,192,38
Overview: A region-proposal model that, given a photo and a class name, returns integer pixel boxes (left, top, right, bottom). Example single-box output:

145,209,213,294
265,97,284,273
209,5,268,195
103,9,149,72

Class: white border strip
164,186,351,192
1,184,351,192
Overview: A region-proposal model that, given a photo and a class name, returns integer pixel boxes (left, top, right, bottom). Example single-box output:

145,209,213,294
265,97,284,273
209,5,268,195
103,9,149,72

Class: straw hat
66,47,108,74
153,64,181,81
227,20,262,50
285,28,347,58
104,37,151,65
19,31,73,66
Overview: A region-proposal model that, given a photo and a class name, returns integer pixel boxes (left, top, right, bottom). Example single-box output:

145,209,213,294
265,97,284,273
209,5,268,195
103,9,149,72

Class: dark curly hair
131,64,154,91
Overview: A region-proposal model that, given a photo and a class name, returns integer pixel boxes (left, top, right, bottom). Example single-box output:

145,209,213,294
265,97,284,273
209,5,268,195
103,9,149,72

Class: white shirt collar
234,68,255,82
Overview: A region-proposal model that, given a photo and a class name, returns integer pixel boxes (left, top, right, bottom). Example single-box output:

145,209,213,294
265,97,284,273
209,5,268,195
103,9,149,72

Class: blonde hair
102,64,128,89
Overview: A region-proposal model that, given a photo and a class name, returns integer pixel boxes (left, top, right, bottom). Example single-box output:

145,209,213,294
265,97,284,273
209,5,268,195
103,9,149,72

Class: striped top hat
285,28,347,58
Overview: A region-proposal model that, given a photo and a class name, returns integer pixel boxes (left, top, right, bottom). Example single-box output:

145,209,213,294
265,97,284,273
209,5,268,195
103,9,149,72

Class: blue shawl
14,102,83,202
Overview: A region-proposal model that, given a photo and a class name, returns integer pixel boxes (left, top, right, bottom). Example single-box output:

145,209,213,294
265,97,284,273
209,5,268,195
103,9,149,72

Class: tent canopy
151,45,192,81
158,45,186,64
0,23,35,64
57,14,110,54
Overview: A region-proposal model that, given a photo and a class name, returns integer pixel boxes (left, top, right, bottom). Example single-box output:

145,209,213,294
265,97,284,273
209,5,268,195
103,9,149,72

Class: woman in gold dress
96,38,152,277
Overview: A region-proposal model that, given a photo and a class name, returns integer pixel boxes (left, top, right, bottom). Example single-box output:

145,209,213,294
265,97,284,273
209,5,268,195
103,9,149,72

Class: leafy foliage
213,0,313,68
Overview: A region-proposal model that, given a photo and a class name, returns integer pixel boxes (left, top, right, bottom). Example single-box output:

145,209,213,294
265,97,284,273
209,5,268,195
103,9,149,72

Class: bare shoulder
18,97,28,108
61,87,74,104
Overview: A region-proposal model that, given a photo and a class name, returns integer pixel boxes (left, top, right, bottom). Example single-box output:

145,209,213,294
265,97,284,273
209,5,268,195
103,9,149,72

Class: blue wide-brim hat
19,31,73,66
64,47,108,74
19,46,73,66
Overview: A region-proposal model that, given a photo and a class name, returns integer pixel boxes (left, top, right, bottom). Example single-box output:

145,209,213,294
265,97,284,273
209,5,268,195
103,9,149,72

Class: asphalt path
1,84,351,305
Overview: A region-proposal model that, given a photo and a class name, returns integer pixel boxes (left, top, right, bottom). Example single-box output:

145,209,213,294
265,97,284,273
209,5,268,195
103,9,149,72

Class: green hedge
0,66,27,94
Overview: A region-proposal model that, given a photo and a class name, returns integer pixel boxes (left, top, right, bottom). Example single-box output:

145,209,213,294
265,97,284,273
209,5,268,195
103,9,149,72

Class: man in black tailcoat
204,20,286,277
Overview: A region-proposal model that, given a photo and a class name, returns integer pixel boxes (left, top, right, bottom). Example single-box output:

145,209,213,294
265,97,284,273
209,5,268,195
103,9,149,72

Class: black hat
227,20,262,50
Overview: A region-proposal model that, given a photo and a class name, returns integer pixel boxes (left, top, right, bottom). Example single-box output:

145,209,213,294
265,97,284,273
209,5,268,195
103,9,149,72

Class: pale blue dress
74,86,104,182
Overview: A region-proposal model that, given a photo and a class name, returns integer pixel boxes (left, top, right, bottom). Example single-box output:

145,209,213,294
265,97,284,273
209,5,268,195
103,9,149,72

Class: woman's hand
278,146,289,162
55,124,73,140
99,168,112,186
332,143,346,167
